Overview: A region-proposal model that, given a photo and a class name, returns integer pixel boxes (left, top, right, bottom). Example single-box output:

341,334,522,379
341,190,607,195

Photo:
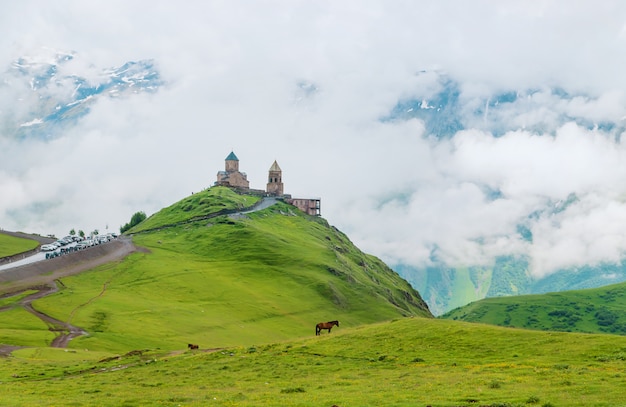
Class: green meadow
0,233,39,257
2,317,626,406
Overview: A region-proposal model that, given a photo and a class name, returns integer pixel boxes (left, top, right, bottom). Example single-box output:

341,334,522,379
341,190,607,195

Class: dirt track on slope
19,282,88,348
0,237,141,352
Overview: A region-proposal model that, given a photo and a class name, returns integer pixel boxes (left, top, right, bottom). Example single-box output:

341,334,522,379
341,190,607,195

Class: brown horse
315,320,339,336
188,343,199,350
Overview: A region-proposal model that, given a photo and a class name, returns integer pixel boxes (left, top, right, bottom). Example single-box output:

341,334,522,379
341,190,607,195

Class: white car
40,244,56,251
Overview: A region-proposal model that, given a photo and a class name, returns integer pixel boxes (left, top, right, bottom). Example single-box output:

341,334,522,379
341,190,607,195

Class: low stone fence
0,247,41,266
130,197,277,235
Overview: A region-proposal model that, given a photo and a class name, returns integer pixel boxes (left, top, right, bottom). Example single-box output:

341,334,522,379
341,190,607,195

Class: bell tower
266,160,284,196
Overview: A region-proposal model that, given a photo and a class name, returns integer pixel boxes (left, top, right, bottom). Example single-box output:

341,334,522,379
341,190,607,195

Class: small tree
69,228,76,236
120,211,147,234
78,230,85,238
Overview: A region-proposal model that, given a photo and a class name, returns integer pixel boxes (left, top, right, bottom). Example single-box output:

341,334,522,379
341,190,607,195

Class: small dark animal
188,343,199,350
315,320,339,336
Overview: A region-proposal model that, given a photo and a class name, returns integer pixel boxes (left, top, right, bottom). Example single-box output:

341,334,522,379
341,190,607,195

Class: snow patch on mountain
383,71,626,139
1,49,163,140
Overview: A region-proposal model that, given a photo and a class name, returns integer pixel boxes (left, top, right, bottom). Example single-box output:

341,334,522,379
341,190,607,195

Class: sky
2,1,626,279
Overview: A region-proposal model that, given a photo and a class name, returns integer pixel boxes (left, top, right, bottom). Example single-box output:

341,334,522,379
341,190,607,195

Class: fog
2,1,626,279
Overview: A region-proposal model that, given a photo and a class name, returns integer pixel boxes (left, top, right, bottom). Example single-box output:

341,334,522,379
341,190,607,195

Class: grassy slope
24,192,429,353
128,186,260,233
442,281,626,335
2,317,626,406
0,233,39,257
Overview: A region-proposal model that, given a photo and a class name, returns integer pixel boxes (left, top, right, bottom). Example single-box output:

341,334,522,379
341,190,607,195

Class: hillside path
18,282,88,348
0,237,140,353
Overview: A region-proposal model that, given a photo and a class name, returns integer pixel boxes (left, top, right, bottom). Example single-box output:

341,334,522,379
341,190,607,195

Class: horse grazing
188,343,199,350
315,320,339,336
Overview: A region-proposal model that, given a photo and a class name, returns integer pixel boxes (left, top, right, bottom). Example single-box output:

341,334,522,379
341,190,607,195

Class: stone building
214,151,321,216
266,160,284,196
216,151,250,189
285,197,321,216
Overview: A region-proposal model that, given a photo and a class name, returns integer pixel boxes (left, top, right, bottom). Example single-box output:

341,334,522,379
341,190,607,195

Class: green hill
1,186,430,353
128,186,261,233
0,232,39,257
2,317,626,406
441,280,626,335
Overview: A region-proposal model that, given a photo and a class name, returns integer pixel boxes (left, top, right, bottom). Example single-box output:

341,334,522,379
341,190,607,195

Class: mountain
383,71,624,138
442,279,626,336
1,49,163,140
384,72,626,315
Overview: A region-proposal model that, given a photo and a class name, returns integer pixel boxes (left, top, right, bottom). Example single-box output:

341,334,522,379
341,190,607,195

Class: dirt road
0,236,139,294
0,237,140,351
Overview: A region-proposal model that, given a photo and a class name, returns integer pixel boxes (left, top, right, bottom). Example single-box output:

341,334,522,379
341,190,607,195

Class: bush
595,309,618,326
488,380,502,389
280,387,305,394
526,395,540,404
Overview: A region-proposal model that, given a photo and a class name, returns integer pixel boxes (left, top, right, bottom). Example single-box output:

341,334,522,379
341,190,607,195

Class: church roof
226,151,239,161
269,160,281,172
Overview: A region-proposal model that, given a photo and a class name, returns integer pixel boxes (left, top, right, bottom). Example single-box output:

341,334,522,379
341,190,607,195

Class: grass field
2,317,626,406
0,233,39,257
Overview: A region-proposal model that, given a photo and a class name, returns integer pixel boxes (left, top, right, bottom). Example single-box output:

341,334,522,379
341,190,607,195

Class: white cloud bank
2,1,626,278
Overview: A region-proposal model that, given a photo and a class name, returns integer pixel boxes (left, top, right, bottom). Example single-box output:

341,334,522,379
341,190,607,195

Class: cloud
3,1,626,280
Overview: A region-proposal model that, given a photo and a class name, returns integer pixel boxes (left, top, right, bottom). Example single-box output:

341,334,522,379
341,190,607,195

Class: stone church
215,151,249,189
215,151,320,216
